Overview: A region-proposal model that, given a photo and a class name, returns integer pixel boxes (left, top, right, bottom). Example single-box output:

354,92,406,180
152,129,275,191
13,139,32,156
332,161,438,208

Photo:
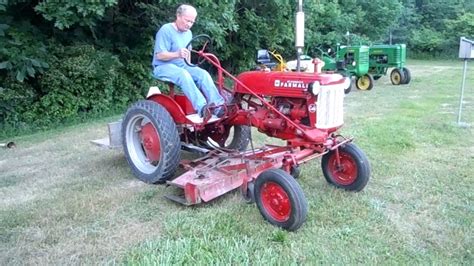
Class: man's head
175,4,197,32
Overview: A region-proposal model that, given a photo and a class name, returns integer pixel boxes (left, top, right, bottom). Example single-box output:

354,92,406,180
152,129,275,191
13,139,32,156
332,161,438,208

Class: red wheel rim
140,122,161,162
328,151,358,185
260,181,291,222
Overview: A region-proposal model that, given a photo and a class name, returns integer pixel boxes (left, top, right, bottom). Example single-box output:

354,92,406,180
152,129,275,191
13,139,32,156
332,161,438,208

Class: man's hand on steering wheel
184,34,212,67
177,48,191,61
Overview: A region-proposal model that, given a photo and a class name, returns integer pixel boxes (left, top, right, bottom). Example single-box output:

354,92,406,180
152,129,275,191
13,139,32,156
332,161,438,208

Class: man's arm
156,48,190,61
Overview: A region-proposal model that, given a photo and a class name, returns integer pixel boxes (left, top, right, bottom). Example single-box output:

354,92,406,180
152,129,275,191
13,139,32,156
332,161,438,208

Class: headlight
308,81,321,95
352,61,356,66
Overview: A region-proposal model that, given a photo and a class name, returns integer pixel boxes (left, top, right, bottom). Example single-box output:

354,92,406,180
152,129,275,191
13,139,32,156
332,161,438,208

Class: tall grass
0,60,472,264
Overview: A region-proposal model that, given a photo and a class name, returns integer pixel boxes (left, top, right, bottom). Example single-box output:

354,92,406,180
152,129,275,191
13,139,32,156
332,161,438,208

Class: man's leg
184,66,225,106
153,64,207,114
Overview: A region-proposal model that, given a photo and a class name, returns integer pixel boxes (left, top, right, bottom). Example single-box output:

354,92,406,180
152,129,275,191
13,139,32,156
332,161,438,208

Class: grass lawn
0,59,473,264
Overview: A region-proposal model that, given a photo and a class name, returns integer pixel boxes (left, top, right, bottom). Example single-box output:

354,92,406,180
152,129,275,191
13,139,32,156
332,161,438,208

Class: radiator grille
316,84,344,129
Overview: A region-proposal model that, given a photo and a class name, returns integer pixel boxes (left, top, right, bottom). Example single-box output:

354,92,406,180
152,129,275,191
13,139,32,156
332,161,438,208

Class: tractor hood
234,71,346,97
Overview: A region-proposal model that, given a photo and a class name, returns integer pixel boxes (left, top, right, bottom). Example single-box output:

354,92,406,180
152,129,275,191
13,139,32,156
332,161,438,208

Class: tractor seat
256,49,277,68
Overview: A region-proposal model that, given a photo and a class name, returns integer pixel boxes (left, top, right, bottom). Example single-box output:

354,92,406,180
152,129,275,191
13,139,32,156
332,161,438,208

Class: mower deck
165,145,305,205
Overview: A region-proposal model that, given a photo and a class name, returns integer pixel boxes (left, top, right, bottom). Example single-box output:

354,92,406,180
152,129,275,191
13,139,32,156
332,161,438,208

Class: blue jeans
152,64,225,114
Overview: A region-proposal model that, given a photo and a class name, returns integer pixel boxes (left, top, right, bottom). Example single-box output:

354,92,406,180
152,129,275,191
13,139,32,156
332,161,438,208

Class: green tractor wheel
356,74,374,91
390,68,406,85
401,67,411,84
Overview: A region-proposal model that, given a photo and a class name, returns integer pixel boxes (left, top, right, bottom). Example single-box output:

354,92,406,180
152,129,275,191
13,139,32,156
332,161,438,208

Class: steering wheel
185,34,213,67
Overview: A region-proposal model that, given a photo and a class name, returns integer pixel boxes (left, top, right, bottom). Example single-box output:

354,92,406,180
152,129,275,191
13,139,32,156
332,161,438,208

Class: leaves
35,0,118,29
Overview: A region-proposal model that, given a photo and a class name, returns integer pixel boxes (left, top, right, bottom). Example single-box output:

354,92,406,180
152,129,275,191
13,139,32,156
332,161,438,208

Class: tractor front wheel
122,100,181,184
254,169,308,231
401,67,411,84
344,76,352,94
321,142,370,191
356,74,374,90
390,68,406,85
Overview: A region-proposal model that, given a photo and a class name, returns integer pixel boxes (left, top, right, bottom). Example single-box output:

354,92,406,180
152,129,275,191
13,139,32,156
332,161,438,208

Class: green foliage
0,77,37,131
35,0,118,30
349,0,402,40
410,26,445,53
0,7,49,82
446,12,474,39
0,42,153,134
35,45,120,121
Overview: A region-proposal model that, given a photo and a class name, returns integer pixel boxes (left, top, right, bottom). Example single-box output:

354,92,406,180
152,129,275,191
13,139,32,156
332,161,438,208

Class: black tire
254,168,308,231
356,74,374,90
390,68,405,85
344,78,352,94
340,73,352,94
242,181,255,204
122,100,181,184
290,165,301,179
205,125,250,151
321,142,370,191
401,67,411,84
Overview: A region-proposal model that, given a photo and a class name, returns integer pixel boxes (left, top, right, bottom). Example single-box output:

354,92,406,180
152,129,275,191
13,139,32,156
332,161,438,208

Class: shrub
32,44,121,124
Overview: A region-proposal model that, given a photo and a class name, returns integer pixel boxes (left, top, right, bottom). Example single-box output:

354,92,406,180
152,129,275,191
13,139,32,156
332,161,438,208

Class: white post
457,59,468,126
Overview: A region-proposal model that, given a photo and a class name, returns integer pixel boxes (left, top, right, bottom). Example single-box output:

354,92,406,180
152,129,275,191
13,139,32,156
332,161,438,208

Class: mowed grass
1,60,473,264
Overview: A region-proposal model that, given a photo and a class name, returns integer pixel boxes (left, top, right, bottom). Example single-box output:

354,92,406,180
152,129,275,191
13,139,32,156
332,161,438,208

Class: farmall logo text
274,80,307,89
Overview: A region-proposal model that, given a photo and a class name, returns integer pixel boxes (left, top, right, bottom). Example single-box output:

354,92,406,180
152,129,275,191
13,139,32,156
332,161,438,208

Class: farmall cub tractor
120,5,370,231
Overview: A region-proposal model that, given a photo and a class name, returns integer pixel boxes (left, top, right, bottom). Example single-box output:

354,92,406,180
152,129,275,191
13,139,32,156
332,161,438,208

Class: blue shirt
152,23,193,67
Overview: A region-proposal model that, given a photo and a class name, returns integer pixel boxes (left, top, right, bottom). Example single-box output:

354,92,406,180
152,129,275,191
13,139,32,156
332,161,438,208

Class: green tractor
319,44,375,92
368,44,411,85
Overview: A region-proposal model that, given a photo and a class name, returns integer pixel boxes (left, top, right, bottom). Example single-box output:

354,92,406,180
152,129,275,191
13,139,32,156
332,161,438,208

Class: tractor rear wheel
122,100,181,184
356,74,374,90
390,68,406,85
401,67,411,84
321,142,370,191
254,168,308,231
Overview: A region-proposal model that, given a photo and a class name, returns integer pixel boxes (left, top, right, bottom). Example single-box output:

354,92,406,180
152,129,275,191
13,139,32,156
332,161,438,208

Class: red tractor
121,34,370,231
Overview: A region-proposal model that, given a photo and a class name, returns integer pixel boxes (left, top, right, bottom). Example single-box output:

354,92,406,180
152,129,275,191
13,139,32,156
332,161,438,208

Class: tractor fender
147,94,188,124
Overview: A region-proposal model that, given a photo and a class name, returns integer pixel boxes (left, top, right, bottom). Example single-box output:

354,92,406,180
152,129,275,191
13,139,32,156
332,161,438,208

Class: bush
32,44,120,124
0,42,154,137
0,76,37,131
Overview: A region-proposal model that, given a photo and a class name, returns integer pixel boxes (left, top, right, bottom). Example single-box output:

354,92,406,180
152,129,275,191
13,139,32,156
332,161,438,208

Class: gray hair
176,4,197,16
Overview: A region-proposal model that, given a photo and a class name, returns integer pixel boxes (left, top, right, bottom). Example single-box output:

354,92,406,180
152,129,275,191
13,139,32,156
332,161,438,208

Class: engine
232,70,349,141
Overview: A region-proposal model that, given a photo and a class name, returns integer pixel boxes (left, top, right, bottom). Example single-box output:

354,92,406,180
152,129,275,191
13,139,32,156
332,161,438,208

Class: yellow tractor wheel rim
357,76,370,90
391,72,401,84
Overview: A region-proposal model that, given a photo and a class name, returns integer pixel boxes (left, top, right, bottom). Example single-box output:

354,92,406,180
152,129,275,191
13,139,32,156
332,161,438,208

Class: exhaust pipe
295,0,305,72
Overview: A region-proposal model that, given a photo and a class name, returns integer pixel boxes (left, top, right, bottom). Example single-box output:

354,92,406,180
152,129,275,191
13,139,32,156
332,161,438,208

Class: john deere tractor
318,44,374,91
368,44,411,85
287,44,375,92
260,44,375,93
